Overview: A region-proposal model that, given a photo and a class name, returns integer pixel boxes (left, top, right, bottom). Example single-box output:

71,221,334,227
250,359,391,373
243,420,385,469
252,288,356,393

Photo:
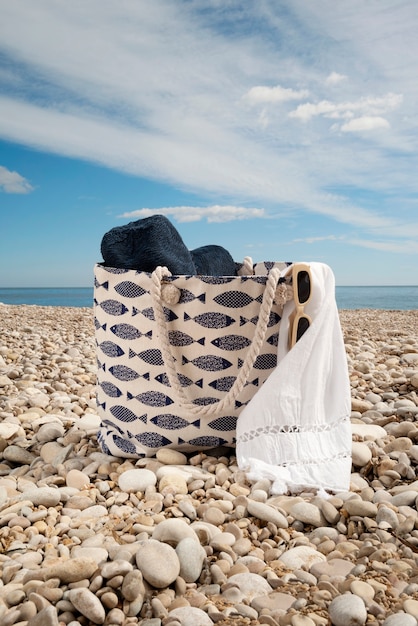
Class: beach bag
94,259,291,458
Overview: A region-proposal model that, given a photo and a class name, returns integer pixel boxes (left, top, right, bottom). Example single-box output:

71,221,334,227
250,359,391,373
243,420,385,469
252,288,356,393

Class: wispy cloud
0,0,418,260
340,116,390,133
292,235,343,244
325,72,347,86
245,85,309,104
119,206,265,223
0,165,33,194
288,93,403,124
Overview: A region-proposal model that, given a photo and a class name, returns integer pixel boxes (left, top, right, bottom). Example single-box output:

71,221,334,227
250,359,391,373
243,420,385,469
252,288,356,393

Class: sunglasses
287,263,312,348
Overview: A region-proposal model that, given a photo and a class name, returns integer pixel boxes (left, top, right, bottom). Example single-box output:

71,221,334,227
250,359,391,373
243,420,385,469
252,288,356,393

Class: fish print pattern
150,414,201,430
211,334,251,351
99,299,129,316
94,261,288,457
208,376,236,392
207,415,238,431
128,348,164,366
98,340,125,358
128,391,174,407
184,312,236,329
182,355,232,371
135,307,178,322
267,333,279,347
94,278,109,290
155,373,203,388
99,381,122,398
110,405,147,423
213,291,263,308
135,432,172,448
114,281,148,298
179,290,206,304
111,323,152,341
179,436,228,447
169,330,205,347
240,315,258,326
192,396,219,406
109,365,140,381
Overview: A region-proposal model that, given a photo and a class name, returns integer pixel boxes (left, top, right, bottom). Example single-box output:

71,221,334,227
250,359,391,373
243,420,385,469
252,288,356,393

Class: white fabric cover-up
236,262,352,495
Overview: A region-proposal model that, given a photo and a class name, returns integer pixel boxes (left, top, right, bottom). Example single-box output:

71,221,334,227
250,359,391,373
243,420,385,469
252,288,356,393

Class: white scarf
236,262,352,495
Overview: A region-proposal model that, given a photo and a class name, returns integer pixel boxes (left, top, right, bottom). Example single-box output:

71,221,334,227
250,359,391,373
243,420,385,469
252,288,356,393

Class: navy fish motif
128,391,174,407
102,419,124,435
135,432,172,448
135,307,178,322
113,435,137,455
94,318,107,332
245,377,259,387
199,277,236,284
192,397,219,406
94,277,109,290
241,275,267,284
99,299,129,316
169,330,205,347
178,435,227,447
184,312,236,329
207,415,237,431
111,323,152,341
103,267,129,274
98,340,125,358
155,373,203,388
110,405,147,423
96,358,106,372
268,312,282,327
114,281,148,298
150,414,200,430
211,334,251,351
253,353,277,370
213,291,263,308
128,348,164,366
179,290,206,304
209,376,236,392
240,315,258,326
99,381,122,397
97,400,106,411
267,332,279,347
182,355,232,371
109,365,140,381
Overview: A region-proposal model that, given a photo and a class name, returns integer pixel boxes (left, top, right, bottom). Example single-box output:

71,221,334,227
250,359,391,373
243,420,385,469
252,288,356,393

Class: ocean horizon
0,286,417,310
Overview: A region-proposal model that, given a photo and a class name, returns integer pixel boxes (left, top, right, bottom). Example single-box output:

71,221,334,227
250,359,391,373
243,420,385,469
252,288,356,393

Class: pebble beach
1,304,418,626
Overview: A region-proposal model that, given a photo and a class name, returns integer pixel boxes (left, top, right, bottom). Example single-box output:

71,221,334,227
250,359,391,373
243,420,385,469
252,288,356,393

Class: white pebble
118,469,157,492
328,593,367,626
67,588,106,624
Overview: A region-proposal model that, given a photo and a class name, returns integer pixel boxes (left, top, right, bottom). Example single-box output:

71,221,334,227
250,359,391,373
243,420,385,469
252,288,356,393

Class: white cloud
245,85,309,104
0,165,33,193
341,116,390,132
0,0,418,258
325,72,347,85
292,235,342,244
119,206,265,223
289,93,403,123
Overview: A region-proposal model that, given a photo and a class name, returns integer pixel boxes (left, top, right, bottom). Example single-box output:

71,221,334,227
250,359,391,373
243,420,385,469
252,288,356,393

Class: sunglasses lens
297,270,311,304
296,316,310,341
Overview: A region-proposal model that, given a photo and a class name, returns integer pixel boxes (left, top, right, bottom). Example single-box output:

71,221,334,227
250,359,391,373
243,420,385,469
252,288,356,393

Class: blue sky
1,0,418,287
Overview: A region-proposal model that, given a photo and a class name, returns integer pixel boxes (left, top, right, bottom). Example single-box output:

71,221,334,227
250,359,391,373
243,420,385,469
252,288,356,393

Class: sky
1,1,418,287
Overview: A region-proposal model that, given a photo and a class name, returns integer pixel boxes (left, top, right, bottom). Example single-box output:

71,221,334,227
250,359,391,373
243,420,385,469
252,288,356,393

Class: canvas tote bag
94,259,292,458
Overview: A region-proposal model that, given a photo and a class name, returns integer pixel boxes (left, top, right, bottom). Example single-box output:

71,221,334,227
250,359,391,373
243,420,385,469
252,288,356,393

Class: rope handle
150,263,282,418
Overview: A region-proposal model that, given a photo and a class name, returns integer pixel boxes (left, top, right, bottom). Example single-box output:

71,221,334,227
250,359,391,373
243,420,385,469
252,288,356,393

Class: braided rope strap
150,265,282,418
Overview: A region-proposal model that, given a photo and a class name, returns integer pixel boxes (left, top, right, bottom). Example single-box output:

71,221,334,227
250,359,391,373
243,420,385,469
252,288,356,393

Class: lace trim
269,450,351,469
237,415,349,444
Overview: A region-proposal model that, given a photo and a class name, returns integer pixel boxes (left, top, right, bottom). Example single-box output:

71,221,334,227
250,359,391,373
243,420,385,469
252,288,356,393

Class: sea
0,286,417,310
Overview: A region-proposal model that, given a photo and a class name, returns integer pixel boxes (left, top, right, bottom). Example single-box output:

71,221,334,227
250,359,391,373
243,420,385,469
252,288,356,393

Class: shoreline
1,305,418,625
